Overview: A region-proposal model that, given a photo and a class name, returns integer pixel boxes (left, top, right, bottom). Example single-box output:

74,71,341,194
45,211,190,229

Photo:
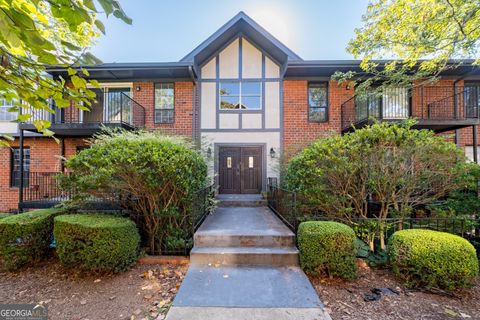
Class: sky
91,0,370,63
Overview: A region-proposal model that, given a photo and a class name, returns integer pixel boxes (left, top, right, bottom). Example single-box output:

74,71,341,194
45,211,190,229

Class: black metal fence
159,183,216,256
266,177,480,257
267,177,298,232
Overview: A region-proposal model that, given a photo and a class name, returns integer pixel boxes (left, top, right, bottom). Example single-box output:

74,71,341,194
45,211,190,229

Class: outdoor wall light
135,86,141,91
270,147,276,158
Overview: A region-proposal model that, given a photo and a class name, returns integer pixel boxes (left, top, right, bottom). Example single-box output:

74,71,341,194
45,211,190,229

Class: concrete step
194,233,295,248
166,265,331,320
190,246,299,266
217,199,267,207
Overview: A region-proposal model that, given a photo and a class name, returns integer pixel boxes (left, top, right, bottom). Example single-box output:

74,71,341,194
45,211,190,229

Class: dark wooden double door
219,146,263,194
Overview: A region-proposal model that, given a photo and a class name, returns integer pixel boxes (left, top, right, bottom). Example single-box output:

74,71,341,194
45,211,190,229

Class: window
219,81,261,110
465,82,480,118
155,83,174,123
11,148,30,188
308,83,328,122
0,99,17,121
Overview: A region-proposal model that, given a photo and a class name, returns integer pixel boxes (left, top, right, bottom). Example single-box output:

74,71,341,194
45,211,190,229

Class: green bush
388,229,479,290
59,130,209,255
298,221,357,280
0,208,64,270
54,214,140,272
0,213,11,219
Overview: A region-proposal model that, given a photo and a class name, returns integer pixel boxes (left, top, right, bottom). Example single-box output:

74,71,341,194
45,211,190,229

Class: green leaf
94,20,106,34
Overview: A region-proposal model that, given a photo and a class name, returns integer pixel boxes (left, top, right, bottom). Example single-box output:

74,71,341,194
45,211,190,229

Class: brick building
1,12,480,211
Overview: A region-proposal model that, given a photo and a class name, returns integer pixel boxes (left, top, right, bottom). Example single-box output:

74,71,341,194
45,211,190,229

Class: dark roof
284,59,480,78
47,62,195,81
180,11,302,66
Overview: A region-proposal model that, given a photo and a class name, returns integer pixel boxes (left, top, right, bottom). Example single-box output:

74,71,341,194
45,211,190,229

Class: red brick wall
0,137,87,212
283,80,353,157
133,81,194,137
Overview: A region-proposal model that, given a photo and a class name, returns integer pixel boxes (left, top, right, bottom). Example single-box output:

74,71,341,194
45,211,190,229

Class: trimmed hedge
388,229,479,290
54,214,140,272
0,208,64,270
0,213,10,220
298,221,357,280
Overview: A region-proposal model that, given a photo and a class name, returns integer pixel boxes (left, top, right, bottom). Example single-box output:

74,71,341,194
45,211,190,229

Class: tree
0,0,131,145
59,130,209,255
334,0,480,92
286,121,468,251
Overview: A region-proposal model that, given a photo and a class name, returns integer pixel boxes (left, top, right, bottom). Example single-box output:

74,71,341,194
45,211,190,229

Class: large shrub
0,213,10,219
286,121,466,250
297,221,357,280
0,208,64,270
59,130,208,254
388,229,479,290
54,214,140,272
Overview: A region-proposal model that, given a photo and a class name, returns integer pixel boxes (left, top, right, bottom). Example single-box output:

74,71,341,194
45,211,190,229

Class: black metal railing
267,177,298,232
23,91,146,129
160,183,216,256
192,183,216,232
20,172,70,203
341,86,479,131
427,87,480,120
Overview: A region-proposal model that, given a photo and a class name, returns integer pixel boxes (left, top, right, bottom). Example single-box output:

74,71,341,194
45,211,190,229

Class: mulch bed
0,259,187,320
311,265,480,320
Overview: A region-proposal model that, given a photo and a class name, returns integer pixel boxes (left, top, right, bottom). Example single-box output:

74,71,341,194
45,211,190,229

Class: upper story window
154,83,174,123
0,99,17,121
219,81,261,110
308,83,328,122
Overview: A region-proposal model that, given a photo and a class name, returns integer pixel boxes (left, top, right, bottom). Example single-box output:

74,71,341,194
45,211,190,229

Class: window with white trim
154,83,174,123
0,99,17,121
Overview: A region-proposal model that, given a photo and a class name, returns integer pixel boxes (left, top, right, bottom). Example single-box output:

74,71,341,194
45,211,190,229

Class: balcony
19,90,146,136
341,86,480,133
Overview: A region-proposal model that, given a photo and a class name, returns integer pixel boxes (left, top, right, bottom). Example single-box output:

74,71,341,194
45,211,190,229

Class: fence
158,183,216,256
266,177,480,256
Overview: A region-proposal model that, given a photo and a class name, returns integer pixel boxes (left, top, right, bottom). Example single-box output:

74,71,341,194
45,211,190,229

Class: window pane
241,96,261,110
309,84,327,107
0,99,17,121
220,82,240,96
309,107,327,122
242,82,261,95
155,83,174,110
155,109,174,123
382,87,409,119
11,148,30,188
220,96,240,109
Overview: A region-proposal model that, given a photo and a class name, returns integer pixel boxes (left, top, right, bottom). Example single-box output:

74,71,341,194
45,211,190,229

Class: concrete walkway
165,202,331,320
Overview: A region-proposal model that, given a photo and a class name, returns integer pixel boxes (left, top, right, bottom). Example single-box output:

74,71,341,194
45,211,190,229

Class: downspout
18,128,24,213
188,66,198,147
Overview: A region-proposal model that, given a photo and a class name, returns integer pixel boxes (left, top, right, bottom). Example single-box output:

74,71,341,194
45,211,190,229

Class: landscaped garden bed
311,266,480,320
0,259,187,320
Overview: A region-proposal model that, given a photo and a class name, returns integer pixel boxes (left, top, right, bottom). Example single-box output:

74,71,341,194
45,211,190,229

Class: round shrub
388,229,479,290
0,208,65,270
54,214,140,272
60,130,208,255
298,221,357,280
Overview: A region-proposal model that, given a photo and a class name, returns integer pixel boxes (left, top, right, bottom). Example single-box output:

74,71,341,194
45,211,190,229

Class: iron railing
341,86,479,131
160,183,216,256
18,172,70,203
267,177,298,232
23,91,146,128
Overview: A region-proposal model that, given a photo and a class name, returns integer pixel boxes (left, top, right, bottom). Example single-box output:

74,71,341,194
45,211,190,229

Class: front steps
216,194,267,207
190,206,298,266
166,202,331,320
